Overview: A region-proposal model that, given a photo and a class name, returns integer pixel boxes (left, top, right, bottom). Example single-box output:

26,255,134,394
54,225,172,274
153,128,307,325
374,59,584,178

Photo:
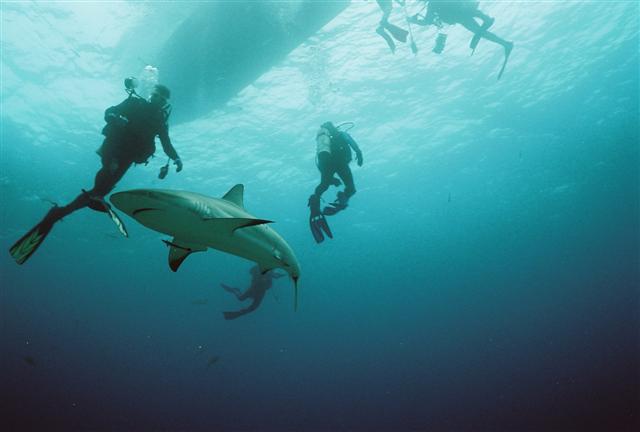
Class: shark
110,184,301,308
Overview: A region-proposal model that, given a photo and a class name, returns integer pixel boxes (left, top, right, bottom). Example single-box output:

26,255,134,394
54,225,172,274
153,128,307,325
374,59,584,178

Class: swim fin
89,194,128,237
309,213,333,244
322,201,348,216
223,310,246,320
9,207,62,265
384,22,408,43
376,26,396,53
497,42,514,80
309,215,324,243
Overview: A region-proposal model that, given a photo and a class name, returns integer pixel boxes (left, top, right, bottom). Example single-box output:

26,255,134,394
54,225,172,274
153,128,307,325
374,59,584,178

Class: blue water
1,1,638,431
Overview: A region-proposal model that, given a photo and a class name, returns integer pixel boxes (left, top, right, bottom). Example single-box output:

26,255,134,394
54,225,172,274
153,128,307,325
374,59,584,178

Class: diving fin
497,42,514,80
308,193,332,243
309,213,333,244
309,214,325,243
89,194,128,237
322,201,348,216
82,191,128,237
376,26,397,53
9,219,55,265
384,22,408,43
323,192,349,216
8,204,67,265
223,310,246,320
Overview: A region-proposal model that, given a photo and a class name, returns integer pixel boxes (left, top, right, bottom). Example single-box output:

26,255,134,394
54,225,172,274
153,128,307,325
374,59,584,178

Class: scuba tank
433,33,447,54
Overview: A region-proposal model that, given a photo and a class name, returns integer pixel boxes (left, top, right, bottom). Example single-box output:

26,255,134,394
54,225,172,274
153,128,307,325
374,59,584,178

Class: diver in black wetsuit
221,266,285,320
308,121,363,243
376,0,411,53
9,79,183,265
409,0,513,77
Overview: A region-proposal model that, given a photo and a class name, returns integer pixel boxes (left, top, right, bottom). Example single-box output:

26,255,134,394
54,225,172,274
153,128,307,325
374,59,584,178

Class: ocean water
1,1,638,431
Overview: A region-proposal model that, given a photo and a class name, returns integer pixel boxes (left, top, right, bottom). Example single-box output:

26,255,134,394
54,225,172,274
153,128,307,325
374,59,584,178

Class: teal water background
1,1,638,431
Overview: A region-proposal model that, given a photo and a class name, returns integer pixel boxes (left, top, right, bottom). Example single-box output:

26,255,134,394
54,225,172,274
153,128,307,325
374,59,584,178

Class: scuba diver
376,0,412,54
221,265,285,320
308,121,363,244
409,0,514,78
9,77,183,265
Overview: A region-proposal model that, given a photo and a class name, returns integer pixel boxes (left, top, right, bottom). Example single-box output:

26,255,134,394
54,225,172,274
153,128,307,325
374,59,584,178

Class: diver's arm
104,100,129,125
344,133,363,166
410,1,436,26
158,127,182,171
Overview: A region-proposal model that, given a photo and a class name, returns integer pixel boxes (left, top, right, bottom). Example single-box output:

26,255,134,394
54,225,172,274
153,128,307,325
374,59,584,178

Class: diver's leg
237,289,253,301
89,157,132,198
221,283,243,300
479,30,512,50
323,165,355,216
312,153,336,203
223,309,249,320
52,159,125,217
49,164,117,221
335,165,356,203
222,299,260,320
471,9,494,27
375,1,405,51
458,16,483,35
460,16,509,50
377,0,392,23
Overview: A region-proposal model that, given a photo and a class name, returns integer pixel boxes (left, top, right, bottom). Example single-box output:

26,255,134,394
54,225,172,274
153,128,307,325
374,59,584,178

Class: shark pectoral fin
162,239,206,272
203,217,273,234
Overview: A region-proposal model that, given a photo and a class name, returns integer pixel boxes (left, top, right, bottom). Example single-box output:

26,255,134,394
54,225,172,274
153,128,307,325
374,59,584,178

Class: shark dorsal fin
221,184,244,209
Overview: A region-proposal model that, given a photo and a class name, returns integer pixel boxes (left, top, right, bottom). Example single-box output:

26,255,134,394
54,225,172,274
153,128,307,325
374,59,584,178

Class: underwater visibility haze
1,1,638,431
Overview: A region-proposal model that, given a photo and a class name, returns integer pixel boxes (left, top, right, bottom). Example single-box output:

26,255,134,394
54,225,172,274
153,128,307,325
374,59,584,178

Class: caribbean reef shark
110,184,301,308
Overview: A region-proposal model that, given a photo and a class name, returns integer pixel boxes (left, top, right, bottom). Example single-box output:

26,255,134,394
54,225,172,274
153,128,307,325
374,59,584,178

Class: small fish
23,356,36,367
206,356,220,369
191,299,209,306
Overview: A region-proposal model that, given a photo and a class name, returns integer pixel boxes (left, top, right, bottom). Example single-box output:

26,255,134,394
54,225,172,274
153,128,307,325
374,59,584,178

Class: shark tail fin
162,239,206,272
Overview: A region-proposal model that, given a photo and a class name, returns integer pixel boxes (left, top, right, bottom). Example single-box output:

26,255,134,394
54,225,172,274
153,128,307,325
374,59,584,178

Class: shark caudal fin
162,239,207,272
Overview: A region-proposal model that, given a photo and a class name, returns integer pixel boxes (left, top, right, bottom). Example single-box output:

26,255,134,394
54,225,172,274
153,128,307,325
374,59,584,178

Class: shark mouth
132,208,160,216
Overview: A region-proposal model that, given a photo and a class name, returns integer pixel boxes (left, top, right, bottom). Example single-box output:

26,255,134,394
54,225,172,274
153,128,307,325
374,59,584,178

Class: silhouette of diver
410,1,513,78
375,0,410,53
9,79,182,265
221,265,284,320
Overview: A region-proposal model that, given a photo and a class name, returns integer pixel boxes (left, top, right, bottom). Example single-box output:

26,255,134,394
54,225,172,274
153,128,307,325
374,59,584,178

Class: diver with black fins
9,77,183,265
376,0,411,53
308,121,363,244
221,265,285,320
409,0,514,78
